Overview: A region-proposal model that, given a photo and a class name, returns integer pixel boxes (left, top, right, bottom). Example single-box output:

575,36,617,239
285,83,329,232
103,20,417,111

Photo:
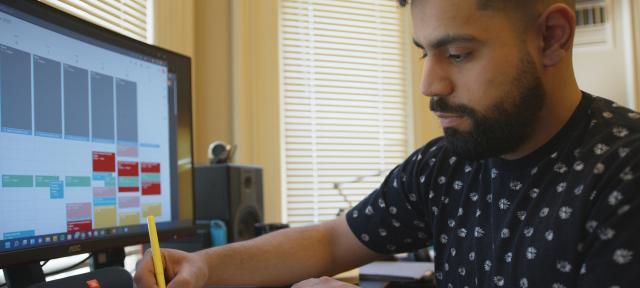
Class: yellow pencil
147,216,166,288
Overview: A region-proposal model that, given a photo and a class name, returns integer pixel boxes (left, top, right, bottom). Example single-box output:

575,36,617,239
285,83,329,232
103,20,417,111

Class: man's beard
430,52,545,161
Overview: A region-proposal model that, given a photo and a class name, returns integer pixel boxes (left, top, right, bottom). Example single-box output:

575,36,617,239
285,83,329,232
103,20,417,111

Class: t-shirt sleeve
346,139,443,254
577,150,640,287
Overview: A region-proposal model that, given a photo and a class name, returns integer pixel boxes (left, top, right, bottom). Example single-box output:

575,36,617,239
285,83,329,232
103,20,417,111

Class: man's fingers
135,248,206,288
166,273,197,288
133,271,158,288
133,260,158,288
291,277,320,288
133,249,161,288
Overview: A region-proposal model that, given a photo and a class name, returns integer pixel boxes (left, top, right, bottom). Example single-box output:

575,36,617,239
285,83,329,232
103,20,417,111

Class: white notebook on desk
359,261,435,281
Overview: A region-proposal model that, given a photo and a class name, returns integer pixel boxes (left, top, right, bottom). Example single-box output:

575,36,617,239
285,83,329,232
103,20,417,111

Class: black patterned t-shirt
347,93,640,288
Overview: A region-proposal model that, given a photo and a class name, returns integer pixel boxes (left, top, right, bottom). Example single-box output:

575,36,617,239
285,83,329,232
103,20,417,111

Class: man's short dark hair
398,0,576,28
397,0,576,12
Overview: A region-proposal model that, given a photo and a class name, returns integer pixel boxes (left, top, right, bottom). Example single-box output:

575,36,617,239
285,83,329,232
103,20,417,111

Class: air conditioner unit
574,0,610,47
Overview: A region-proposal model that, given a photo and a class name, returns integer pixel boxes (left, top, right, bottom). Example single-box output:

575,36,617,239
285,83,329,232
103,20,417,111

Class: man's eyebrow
412,38,424,50
413,34,480,50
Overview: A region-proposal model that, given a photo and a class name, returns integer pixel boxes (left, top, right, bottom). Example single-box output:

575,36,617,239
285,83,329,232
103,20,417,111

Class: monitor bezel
0,0,195,267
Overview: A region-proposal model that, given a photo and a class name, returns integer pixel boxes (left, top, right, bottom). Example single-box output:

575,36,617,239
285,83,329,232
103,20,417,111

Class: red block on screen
141,162,160,173
142,182,161,195
93,152,115,172
67,220,92,232
118,186,139,192
118,161,139,176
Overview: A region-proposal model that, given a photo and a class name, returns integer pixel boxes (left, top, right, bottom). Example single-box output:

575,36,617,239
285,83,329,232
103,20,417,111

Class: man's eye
448,53,469,63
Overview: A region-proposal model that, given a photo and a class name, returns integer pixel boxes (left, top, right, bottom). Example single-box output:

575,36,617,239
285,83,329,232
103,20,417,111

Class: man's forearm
196,217,381,286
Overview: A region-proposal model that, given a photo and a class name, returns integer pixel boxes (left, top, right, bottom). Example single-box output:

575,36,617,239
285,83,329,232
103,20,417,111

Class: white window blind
281,0,410,226
39,0,151,42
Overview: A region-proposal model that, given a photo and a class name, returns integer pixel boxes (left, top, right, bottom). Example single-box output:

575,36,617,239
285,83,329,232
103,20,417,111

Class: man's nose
420,58,453,98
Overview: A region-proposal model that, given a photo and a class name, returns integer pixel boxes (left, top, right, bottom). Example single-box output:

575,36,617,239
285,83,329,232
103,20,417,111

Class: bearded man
135,1,639,287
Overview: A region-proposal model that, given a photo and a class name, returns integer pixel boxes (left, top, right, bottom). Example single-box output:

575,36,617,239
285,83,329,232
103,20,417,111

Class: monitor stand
3,262,45,288
90,247,126,270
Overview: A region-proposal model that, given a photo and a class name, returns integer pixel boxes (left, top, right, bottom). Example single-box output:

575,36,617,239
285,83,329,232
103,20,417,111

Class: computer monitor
0,0,194,285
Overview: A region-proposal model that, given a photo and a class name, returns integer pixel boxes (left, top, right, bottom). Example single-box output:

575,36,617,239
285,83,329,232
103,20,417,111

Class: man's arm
134,215,384,287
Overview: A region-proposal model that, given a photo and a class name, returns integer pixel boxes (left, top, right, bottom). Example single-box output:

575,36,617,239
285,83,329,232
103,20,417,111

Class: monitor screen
0,0,193,267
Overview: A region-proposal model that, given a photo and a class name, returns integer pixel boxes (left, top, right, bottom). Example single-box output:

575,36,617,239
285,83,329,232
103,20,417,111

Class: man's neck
501,78,582,160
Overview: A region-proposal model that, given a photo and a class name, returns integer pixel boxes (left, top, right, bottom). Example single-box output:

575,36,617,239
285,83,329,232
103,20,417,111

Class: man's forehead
409,0,506,10
410,0,481,12
411,0,503,30
410,0,501,46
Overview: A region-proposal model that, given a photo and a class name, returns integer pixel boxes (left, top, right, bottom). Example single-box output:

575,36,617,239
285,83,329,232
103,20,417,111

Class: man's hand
134,248,209,288
292,277,359,288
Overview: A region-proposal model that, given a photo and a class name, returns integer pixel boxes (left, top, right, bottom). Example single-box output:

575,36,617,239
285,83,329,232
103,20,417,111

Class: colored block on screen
65,135,89,142
118,176,139,187
140,143,160,148
141,182,161,195
92,151,116,172
118,176,139,192
118,161,139,176
66,203,91,221
35,131,62,138
49,180,64,199
119,212,140,226
92,172,113,181
118,187,138,192
67,220,92,232
35,175,59,187
65,176,90,187
94,197,116,206
142,203,162,217
3,230,35,240
93,187,116,197
1,127,31,135
118,196,140,208
1,45,32,136
117,143,138,157
105,176,116,187
94,206,116,229
2,175,33,187
141,162,160,173
140,173,160,182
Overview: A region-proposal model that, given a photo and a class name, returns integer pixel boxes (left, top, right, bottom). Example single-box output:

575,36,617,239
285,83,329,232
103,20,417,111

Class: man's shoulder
407,137,466,176
582,95,640,164
413,136,457,165
588,96,640,137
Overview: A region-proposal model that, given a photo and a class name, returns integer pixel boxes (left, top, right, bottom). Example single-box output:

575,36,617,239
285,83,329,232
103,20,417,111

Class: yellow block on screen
94,206,116,228
119,212,140,226
142,203,162,217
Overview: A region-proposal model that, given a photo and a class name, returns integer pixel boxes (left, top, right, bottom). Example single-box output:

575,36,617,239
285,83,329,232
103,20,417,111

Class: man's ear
537,4,576,67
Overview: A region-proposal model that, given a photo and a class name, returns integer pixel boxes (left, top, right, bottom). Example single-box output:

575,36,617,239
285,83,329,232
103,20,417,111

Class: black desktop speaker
194,164,264,243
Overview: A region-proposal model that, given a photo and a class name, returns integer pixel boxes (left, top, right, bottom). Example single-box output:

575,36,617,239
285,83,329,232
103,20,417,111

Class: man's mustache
429,97,476,117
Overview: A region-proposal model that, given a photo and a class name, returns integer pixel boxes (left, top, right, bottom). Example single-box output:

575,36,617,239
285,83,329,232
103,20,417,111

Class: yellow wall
153,0,194,57
634,0,640,109
230,0,282,222
193,0,233,163
411,52,443,147
153,0,195,220
404,8,443,148
153,0,439,223
154,0,282,222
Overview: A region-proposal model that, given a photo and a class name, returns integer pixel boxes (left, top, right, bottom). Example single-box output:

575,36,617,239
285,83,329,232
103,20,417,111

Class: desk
333,265,435,288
